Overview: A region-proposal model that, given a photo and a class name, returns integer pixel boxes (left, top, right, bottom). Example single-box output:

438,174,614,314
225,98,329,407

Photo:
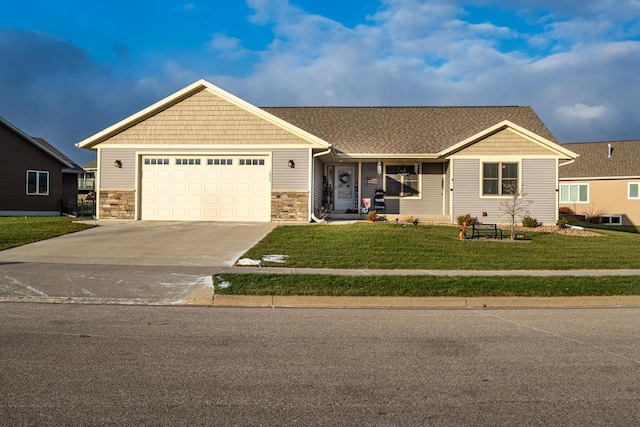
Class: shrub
405,216,414,224
521,215,539,228
456,214,474,226
367,211,379,222
559,206,575,215
556,217,568,228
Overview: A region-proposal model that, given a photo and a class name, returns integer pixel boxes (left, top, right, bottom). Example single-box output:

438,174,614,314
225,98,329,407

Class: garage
140,155,270,222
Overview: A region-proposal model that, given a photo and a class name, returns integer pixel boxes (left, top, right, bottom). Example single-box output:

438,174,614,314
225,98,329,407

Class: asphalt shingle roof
32,137,84,172
263,106,557,155
560,140,640,178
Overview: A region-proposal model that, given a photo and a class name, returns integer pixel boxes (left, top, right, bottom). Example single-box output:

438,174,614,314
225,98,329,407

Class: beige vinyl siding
560,178,640,226
107,89,309,145
522,159,557,224
99,148,137,190
456,129,554,156
272,148,309,191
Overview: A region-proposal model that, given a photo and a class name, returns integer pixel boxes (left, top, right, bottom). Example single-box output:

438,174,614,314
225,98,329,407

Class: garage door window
176,158,201,165
208,158,233,165
144,158,169,165
239,158,265,166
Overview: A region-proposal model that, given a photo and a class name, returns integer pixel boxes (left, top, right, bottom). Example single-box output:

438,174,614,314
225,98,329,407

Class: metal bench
471,223,503,240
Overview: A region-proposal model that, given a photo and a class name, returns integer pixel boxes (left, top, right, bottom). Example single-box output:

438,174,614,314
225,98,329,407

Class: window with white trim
482,162,518,196
629,182,639,200
559,183,589,203
385,164,419,197
26,170,49,195
601,215,622,225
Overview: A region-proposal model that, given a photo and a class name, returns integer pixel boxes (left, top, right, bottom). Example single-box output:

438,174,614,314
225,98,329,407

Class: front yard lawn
240,222,640,270
0,217,96,250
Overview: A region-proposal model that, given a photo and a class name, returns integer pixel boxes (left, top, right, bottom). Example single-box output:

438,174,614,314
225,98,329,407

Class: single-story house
559,140,640,226
76,79,577,224
0,115,83,216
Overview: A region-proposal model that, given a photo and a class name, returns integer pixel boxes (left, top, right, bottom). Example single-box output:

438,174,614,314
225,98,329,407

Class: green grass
0,217,96,250
241,222,640,270
215,274,640,297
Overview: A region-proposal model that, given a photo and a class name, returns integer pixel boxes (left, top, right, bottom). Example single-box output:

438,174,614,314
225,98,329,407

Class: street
1,303,638,426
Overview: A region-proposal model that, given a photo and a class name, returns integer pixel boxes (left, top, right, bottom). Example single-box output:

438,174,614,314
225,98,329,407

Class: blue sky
1,0,639,164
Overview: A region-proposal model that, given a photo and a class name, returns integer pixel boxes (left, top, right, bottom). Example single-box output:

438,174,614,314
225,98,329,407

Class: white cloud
556,103,609,120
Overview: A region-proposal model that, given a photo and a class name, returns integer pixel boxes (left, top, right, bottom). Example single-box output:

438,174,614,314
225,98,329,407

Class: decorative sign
367,177,378,185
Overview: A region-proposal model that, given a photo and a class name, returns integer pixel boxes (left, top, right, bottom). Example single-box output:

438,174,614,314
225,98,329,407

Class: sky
1,0,639,165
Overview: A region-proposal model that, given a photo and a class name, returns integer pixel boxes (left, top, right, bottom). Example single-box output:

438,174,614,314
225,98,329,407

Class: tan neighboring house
76,79,577,224
559,140,640,226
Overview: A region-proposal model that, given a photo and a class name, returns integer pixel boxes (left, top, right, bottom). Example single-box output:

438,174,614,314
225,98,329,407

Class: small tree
499,183,532,240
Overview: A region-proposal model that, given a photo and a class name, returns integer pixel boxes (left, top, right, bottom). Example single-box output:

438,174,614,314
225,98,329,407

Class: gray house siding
444,162,451,215
453,158,558,224
271,148,309,191
313,156,324,212
99,148,138,190
359,162,380,204
522,158,557,224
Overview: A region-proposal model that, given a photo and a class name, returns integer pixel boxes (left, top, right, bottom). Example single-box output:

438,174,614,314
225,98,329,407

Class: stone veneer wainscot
100,190,135,219
272,191,308,221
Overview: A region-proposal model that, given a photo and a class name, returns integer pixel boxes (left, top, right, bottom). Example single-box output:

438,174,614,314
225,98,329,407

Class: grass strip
0,217,96,250
216,274,640,297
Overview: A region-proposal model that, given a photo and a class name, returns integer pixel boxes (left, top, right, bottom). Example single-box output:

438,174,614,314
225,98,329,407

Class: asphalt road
1,304,638,426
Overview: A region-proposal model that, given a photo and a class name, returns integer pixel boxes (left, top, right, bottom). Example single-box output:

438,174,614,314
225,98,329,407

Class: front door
334,165,355,211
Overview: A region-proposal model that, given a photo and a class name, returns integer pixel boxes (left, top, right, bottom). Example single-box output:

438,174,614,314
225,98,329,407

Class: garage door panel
141,155,270,221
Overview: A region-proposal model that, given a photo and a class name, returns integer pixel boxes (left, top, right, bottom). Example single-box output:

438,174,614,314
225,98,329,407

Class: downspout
310,148,332,222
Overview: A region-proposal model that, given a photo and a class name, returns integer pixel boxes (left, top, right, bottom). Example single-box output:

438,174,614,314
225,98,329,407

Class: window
559,184,589,203
26,170,49,195
385,164,419,197
629,183,640,200
482,163,518,196
144,158,169,165
208,158,233,166
176,158,201,165
601,215,622,225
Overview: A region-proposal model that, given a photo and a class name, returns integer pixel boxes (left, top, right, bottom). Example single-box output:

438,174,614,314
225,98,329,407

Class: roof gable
0,116,74,168
76,79,331,150
560,140,640,178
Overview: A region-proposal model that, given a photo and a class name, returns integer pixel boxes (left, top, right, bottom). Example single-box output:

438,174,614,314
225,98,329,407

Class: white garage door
141,155,270,222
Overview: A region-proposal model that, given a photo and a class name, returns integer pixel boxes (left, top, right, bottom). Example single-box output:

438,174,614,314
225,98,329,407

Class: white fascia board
0,116,74,168
76,79,332,151
560,176,640,181
438,120,579,159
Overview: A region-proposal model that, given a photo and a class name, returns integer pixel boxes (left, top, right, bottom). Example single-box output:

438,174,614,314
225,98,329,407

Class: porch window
559,183,589,203
629,183,639,200
385,164,419,197
482,163,518,196
26,170,49,195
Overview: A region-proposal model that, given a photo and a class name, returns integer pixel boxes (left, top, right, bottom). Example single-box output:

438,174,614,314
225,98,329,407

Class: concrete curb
0,296,213,307
213,295,640,309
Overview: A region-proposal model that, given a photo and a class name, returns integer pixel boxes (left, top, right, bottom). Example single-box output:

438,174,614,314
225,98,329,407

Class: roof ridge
263,105,529,109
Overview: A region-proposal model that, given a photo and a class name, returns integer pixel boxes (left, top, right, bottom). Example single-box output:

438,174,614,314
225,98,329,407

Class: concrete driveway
0,221,275,305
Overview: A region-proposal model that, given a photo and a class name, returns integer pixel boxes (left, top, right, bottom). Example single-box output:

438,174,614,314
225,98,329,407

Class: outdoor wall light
114,160,122,168
288,159,295,168
377,161,382,176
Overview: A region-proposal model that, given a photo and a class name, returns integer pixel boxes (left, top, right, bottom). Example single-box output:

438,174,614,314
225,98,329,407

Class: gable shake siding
455,129,553,156
108,89,309,145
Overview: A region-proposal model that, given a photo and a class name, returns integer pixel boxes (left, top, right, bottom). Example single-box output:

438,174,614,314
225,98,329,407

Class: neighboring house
78,159,97,199
0,116,83,216
559,140,640,226
76,79,577,224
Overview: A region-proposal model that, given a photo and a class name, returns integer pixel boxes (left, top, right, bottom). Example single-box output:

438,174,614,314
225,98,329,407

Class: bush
521,215,539,228
456,214,474,226
556,217,568,228
559,206,575,215
405,216,414,224
367,211,379,222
